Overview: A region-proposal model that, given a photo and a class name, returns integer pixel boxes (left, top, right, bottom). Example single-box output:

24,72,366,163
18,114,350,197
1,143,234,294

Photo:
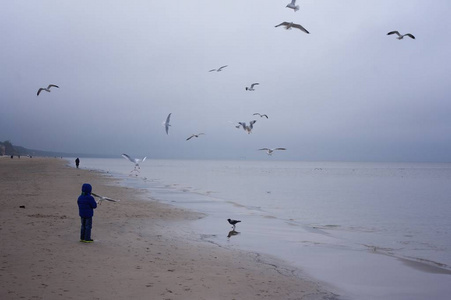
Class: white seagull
253,113,268,119
164,113,172,135
387,31,415,40
238,120,257,134
259,148,287,155
245,83,259,91
275,22,309,34
37,84,59,96
121,153,147,172
92,192,120,204
286,0,299,12
209,65,228,72
186,133,205,141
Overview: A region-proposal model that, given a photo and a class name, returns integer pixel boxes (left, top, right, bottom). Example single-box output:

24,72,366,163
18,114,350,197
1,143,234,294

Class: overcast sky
1,1,451,162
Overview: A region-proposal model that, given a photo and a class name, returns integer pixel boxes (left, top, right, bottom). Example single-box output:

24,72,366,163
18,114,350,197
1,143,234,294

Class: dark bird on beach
37,84,59,96
387,31,415,40
227,218,241,229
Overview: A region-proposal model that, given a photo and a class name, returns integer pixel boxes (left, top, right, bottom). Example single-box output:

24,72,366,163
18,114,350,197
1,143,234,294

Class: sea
69,158,451,300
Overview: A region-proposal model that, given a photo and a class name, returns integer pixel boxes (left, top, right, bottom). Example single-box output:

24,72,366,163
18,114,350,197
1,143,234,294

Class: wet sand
0,157,338,299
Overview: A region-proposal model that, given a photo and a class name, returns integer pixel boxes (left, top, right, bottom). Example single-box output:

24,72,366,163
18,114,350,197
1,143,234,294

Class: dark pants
80,217,93,241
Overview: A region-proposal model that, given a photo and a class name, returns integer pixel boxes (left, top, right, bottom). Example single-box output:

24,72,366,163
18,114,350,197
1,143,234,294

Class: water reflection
227,230,240,239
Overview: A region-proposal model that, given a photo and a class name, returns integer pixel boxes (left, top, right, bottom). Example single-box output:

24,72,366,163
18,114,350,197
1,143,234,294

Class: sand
0,157,338,300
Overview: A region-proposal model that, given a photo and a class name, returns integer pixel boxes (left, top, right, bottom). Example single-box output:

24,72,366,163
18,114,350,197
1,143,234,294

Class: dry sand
0,157,339,300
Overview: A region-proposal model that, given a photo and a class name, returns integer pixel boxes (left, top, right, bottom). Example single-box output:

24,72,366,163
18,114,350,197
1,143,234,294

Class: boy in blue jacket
77,183,97,243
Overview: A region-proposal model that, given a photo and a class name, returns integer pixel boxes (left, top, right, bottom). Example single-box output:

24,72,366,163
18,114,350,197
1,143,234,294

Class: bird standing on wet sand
227,218,241,229
387,31,415,40
37,84,59,96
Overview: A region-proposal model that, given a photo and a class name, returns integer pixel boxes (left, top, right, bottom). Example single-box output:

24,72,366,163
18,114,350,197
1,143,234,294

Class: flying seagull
246,83,259,91
253,113,268,119
259,148,286,155
37,84,59,96
209,65,228,72
227,218,241,230
286,0,299,12
164,113,172,135
387,31,415,40
275,22,309,34
92,192,120,204
186,133,205,141
122,153,147,172
238,120,257,134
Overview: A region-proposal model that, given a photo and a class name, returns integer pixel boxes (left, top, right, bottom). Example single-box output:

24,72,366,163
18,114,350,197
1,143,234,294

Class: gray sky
1,0,451,162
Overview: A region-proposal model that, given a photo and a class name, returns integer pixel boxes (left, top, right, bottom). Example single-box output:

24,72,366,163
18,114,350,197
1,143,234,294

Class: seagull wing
274,148,286,151
292,23,309,34
259,148,270,151
142,157,147,162
290,0,297,5
186,135,195,141
250,83,259,88
275,22,290,28
48,84,59,89
208,69,216,72
253,113,261,116
404,33,415,39
165,113,172,135
37,88,45,96
218,65,228,71
92,193,120,202
121,153,135,163
262,114,268,119
387,31,401,37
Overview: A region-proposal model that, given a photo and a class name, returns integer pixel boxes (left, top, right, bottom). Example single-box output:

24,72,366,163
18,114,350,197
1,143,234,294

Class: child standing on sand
77,183,97,243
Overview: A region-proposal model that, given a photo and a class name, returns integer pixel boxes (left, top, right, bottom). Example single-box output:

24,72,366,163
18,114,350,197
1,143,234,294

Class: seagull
209,65,228,72
286,0,299,12
37,84,59,96
259,148,286,155
164,113,172,135
186,133,205,141
245,83,259,91
122,153,147,172
275,22,309,34
387,31,415,40
253,113,268,119
227,218,241,230
238,120,257,134
92,192,120,204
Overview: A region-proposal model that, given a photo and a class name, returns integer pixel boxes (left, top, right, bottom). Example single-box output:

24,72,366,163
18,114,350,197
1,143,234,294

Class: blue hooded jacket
77,183,97,218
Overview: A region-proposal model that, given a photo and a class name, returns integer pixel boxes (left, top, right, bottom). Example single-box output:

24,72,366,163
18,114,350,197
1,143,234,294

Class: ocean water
71,158,451,299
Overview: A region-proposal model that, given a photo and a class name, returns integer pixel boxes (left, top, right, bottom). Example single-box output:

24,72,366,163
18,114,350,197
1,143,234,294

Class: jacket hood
81,183,92,195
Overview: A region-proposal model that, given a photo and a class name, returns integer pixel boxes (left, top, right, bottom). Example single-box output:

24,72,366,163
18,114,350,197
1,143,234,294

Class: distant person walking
75,158,80,168
77,183,97,243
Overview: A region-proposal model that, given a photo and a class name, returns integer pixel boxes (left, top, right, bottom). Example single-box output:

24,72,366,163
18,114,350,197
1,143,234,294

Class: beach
0,157,337,300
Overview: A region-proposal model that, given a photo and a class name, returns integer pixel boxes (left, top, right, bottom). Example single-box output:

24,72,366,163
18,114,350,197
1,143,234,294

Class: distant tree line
0,140,16,156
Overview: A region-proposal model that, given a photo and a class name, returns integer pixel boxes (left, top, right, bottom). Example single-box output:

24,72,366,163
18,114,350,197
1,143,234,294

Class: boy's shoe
80,239,85,242
83,239,94,243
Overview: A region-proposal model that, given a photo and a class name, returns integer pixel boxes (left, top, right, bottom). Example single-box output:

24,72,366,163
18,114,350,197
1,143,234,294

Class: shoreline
0,157,339,299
